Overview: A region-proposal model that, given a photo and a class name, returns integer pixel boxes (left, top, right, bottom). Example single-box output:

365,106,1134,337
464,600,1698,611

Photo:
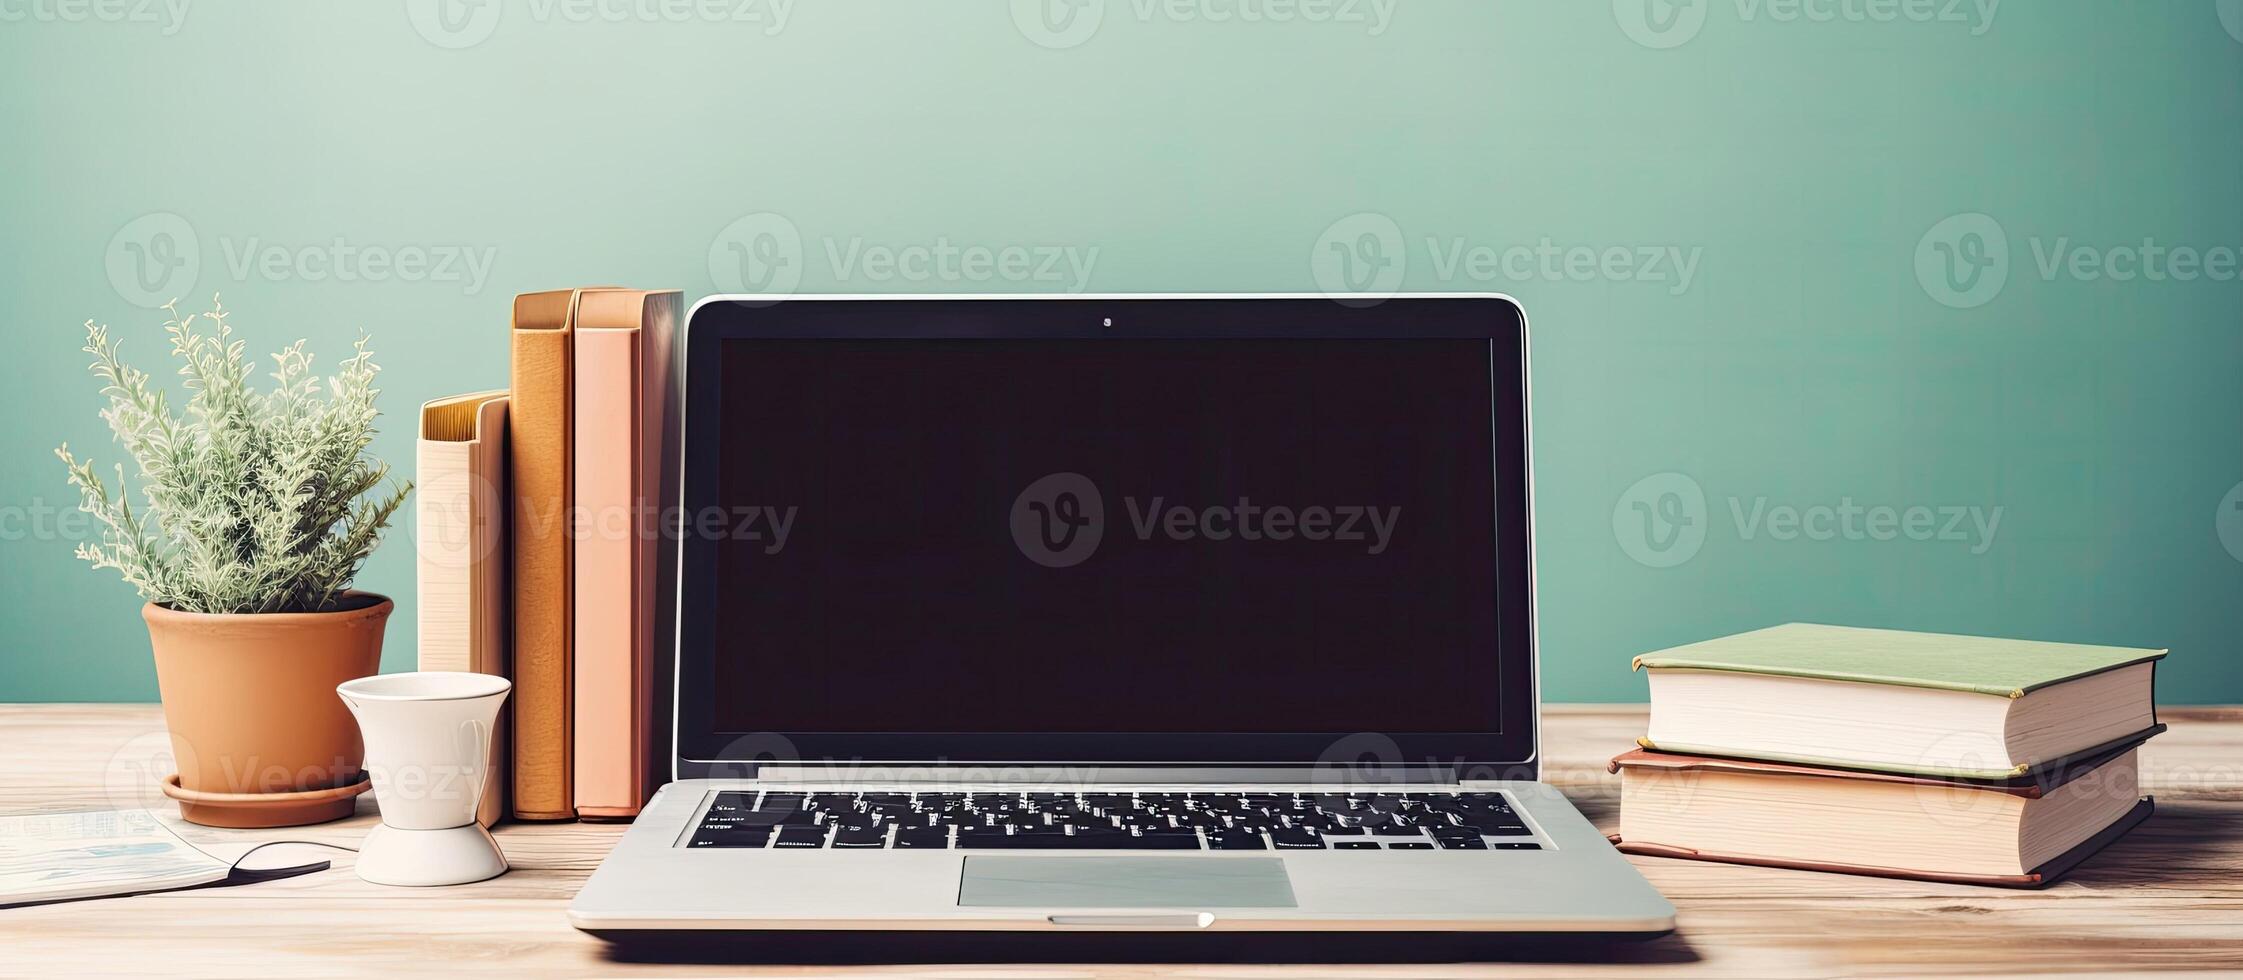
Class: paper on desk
0,808,234,907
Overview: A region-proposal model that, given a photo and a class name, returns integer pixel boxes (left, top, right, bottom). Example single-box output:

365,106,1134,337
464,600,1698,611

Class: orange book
571,289,681,820
508,289,586,821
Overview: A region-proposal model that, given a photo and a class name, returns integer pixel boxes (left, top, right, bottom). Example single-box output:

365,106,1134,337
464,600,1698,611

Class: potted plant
57,296,412,828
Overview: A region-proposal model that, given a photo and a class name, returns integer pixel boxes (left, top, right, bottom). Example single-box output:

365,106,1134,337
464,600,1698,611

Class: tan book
415,390,510,828
508,289,589,821
571,289,681,820
1608,739,2156,887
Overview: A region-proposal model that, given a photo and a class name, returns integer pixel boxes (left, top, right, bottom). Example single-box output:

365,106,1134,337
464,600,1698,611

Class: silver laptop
569,294,1675,938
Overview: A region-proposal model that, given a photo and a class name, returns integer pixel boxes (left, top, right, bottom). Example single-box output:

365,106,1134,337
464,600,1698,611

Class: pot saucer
160,772,370,828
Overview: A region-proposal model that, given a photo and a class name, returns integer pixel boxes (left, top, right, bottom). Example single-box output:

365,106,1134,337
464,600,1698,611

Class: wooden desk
3,704,2238,976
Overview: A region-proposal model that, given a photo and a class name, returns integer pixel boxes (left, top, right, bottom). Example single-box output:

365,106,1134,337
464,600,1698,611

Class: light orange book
415,390,510,828
571,289,681,820
508,289,587,821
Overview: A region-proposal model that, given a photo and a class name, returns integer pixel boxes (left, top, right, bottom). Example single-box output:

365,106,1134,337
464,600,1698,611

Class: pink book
571,289,680,820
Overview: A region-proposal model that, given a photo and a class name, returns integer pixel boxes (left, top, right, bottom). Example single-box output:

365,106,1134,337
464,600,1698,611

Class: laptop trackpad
958,857,1298,908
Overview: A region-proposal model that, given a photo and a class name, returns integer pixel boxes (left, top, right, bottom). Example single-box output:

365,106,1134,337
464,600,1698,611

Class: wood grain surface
3,703,2238,977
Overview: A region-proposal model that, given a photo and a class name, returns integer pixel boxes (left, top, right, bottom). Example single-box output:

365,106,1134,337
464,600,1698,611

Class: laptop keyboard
685,790,1540,851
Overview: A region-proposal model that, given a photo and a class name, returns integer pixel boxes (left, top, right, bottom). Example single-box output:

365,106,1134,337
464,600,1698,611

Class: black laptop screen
709,337,1502,736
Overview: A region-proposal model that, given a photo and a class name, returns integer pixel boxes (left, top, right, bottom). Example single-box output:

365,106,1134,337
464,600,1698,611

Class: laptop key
1492,842,1542,850
1370,823,1424,837
773,826,828,848
893,827,950,849
831,825,889,848
690,825,773,848
1332,840,1382,850
1387,841,1435,850
1269,828,1324,849
1434,834,1488,850
809,793,857,810
959,829,1195,850
960,834,1074,849
1205,830,1267,850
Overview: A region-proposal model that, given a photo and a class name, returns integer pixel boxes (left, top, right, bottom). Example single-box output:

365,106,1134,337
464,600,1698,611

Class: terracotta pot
144,592,393,828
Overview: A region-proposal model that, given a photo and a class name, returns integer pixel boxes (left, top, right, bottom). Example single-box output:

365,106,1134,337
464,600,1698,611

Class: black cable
226,839,360,876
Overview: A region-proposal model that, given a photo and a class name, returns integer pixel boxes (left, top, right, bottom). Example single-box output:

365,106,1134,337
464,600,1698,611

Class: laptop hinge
745,765,1466,785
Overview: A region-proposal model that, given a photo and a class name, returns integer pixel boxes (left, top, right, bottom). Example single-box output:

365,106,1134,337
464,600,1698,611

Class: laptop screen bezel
671,294,1537,775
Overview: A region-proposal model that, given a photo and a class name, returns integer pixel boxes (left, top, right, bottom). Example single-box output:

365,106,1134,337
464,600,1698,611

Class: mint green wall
2,2,2238,703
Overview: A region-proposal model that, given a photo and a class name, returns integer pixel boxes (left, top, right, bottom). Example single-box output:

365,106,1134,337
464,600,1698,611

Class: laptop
569,294,1675,938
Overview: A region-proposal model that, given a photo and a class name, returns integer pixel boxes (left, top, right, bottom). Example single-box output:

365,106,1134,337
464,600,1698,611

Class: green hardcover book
1632,624,2166,779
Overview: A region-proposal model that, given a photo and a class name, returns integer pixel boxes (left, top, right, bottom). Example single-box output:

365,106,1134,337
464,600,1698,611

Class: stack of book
1610,623,2165,887
414,287,681,823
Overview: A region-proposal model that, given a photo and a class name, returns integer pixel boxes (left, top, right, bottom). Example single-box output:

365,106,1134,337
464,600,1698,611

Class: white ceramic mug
337,671,510,886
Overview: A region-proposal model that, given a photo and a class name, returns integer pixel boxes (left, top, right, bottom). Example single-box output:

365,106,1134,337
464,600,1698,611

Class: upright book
1634,623,2166,779
509,289,588,821
415,390,511,828
571,288,681,820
